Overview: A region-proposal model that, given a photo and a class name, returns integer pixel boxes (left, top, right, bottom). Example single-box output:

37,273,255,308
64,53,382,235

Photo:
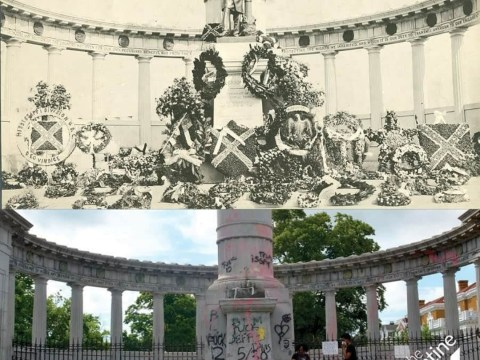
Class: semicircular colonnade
0,209,480,358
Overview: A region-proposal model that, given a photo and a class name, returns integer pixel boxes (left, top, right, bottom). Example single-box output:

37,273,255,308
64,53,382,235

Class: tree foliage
272,210,387,341
124,293,196,347
14,274,107,345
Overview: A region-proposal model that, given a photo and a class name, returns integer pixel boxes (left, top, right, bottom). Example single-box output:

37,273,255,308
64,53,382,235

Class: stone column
44,45,64,84
475,259,480,328
366,46,384,129
450,28,467,122
195,293,206,360
442,268,460,334
405,277,422,338
324,289,338,340
109,288,123,344
410,38,427,124
69,283,84,346
137,55,153,145
89,52,108,122
153,292,165,360
322,51,338,116
183,56,193,82
365,284,380,339
32,276,48,344
0,228,13,360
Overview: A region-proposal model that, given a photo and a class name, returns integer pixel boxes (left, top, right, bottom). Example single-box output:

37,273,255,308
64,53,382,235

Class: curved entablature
0,0,478,58
2,210,480,295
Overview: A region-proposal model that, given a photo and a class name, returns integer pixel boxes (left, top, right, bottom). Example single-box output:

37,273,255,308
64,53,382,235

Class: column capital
136,54,154,63
450,27,468,37
321,50,338,59
43,45,65,54
33,275,49,284
410,37,428,46
365,45,383,53
194,293,205,300
108,288,124,295
89,51,108,60
474,258,480,267
6,37,24,48
323,288,337,295
405,276,422,284
67,282,84,290
365,283,379,290
442,267,459,276
183,55,194,64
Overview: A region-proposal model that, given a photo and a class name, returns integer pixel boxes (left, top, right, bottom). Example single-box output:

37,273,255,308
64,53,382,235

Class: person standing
222,0,244,36
341,333,358,360
291,345,311,360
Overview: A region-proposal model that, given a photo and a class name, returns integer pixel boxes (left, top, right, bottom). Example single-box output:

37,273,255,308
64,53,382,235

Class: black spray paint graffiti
237,343,272,360
251,252,272,268
221,256,238,273
274,314,291,345
207,330,226,360
229,316,263,345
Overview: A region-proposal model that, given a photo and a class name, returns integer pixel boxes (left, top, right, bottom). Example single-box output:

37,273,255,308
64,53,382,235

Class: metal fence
12,329,480,360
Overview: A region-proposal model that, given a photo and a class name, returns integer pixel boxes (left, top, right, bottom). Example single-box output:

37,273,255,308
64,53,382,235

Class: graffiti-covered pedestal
203,210,294,360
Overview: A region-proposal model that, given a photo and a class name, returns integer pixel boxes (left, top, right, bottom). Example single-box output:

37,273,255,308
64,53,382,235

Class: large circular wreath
241,45,278,99
76,123,112,154
324,112,362,142
392,144,429,175
192,49,227,101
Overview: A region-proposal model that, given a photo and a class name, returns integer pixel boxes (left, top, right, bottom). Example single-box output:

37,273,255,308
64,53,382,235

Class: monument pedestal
213,37,265,129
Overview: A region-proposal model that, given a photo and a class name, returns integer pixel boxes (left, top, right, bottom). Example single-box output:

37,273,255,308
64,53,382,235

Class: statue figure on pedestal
222,0,244,36
203,0,255,39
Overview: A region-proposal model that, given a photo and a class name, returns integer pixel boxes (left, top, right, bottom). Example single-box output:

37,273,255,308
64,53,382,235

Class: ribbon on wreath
165,149,203,168
211,126,256,170
161,113,193,153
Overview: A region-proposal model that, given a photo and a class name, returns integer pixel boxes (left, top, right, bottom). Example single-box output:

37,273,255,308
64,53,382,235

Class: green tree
124,293,196,348
272,210,387,341
14,274,108,345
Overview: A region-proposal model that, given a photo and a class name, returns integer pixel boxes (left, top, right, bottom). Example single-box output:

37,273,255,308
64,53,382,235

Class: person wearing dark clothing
341,333,358,360
292,345,311,360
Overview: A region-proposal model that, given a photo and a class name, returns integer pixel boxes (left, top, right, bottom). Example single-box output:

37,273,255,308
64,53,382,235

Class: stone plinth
213,37,265,129
203,210,294,360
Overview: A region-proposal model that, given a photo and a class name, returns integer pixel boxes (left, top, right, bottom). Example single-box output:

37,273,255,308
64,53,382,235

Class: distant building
420,280,477,335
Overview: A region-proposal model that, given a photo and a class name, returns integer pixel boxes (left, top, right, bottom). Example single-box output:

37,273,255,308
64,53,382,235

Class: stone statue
222,0,244,36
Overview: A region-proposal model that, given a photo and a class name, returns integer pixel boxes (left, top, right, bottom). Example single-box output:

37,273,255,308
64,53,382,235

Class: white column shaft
8,271,16,342
137,56,153,145
406,278,421,337
411,39,426,124
32,277,48,344
69,284,84,345
366,284,380,339
0,228,13,360
45,46,63,84
475,261,480,328
110,289,123,344
184,57,193,82
323,52,338,115
442,269,459,333
324,290,337,340
450,29,467,122
153,293,165,344
367,47,384,129
90,52,107,122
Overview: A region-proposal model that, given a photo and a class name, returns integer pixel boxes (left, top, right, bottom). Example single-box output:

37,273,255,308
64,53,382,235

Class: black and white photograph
1,0,480,209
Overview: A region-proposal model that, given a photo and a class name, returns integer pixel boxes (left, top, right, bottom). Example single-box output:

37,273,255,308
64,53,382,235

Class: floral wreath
392,144,429,175
192,49,227,101
241,45,278,99
324,112,363,142
76,123,112,153
329,178,376,206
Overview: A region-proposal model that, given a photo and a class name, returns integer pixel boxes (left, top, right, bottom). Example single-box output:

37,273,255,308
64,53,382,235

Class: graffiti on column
251,252,272,268
228,314,272,360
274,314,291,346
222,257,238,273
207,330,226,360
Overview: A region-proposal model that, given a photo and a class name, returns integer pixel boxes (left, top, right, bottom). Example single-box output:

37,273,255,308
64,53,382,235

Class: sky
16,209,476,331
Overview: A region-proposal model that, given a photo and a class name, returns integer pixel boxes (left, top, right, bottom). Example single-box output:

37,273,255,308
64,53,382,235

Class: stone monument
202,210,294,360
